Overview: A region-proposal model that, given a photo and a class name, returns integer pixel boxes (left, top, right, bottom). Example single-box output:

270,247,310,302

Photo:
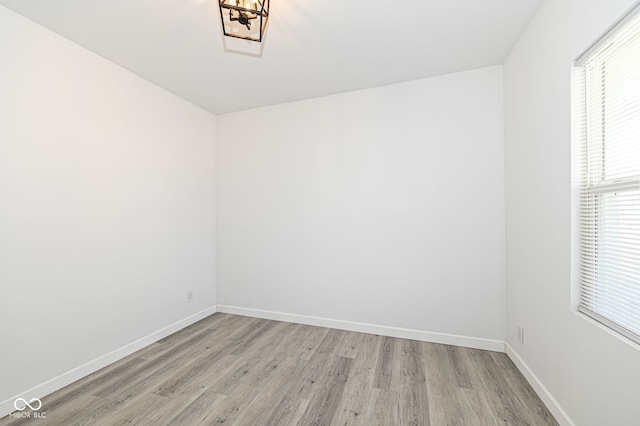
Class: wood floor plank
292,326,330,360
281,330,349,403
331,384,378,426
312,328,349,359
232,356,309,426
208,321,293,394
261,396,310,426
140,313,245,361
229,319,278,356
93,327,221,399
287,398,312,426
0,315,559,426
398,340,429,426
366,390,399,426
91,392,167,426
297,355,352,426
62,320,254,425
155,353,240,398
244,356,284,389
458,346,492,391
332,333,382,426
372,336,395,391
204,384,261,425
264,331,353,425
465,348,543,425
335,331,363,359
267,356,330,418
446,345,473,389
456,387,500,426
0,393,105,426
152,317,262,398
165,390,226,425
33,356,147,416
129,385,207,425
489,352,559,426
270,323,312,359
423,342,466,425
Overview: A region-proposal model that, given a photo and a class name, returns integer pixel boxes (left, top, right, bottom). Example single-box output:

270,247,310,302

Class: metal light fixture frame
218,0,270,43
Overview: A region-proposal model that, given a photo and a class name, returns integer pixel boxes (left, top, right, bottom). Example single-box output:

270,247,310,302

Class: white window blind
574,5,640,345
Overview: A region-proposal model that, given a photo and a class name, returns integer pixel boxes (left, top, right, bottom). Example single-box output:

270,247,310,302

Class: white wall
504,1,640,425
217,66,506,343
0,6,217,411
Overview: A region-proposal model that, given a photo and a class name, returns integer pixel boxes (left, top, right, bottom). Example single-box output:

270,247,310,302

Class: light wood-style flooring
0,313,558,425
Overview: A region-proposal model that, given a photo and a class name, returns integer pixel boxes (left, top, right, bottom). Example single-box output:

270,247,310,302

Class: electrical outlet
187,291,193,303
517,326,525,345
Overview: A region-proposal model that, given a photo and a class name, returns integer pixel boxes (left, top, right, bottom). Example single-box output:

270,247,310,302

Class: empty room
1,0,639,425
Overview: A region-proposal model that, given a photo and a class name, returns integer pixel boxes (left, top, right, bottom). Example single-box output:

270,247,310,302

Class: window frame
572,4,640,346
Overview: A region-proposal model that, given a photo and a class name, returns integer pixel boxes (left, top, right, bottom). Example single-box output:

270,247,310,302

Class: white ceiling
0,0,542,114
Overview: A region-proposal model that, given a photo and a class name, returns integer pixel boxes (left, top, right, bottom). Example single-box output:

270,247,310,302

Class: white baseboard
505,343,574,426
216,304,505,352
0,305,217,419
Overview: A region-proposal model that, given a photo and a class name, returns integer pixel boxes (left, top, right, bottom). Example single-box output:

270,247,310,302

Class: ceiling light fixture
218,0,270,43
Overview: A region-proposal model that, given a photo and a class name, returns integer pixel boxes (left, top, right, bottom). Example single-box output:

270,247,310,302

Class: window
573,5,640,344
